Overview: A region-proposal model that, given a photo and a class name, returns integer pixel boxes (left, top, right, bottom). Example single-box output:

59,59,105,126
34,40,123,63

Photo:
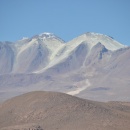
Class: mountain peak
73,32,126,51
31,32,65,43
85,32,113,38
39,32,55,38
31,32,55,39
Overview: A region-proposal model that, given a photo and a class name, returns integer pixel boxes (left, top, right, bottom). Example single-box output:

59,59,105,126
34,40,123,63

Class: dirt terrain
0,91,130,130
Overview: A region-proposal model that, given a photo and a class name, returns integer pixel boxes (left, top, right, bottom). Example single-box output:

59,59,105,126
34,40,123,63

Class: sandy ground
67,79,91,95
0,91,130,130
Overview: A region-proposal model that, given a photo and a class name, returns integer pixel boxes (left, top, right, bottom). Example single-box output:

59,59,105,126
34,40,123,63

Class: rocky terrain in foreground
0,91,130,130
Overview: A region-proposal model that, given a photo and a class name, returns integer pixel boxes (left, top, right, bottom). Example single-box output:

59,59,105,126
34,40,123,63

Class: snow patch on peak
31,32,65,43
86,32,107,36
31,33,54,40
22,37,29,40
39,32,55,38
85,32,115,39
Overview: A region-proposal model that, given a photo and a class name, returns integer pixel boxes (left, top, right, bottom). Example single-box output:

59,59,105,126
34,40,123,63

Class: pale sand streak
67,79,91,95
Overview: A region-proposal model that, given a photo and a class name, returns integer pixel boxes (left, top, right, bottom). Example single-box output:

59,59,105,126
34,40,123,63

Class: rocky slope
0,91,130,130
0,32,130,102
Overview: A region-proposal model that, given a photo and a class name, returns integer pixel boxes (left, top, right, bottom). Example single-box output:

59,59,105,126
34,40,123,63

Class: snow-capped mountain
0,33,64,73
0,32,129,102
0,32,125,74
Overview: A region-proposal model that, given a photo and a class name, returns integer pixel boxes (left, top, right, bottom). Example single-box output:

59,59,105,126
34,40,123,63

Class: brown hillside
0,91,130,130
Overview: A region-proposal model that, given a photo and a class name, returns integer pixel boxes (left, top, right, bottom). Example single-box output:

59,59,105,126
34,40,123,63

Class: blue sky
0,0,130,45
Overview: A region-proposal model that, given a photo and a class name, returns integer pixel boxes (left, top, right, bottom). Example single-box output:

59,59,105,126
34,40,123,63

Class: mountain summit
0,32,129,102
30,32,64,42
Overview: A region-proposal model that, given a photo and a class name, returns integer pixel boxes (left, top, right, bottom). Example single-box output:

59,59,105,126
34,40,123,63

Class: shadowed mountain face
0,91,130,130
0,42,14,73
0,32,130,102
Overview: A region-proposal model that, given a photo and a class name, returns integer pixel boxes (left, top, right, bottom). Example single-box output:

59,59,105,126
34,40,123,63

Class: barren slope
0,91,130,130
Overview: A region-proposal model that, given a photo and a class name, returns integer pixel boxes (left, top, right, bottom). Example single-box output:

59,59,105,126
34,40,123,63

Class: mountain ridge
0,32,125,74
0,32,129,102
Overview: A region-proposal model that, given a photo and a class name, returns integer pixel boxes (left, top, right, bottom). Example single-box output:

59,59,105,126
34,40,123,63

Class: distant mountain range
0,32,130,102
